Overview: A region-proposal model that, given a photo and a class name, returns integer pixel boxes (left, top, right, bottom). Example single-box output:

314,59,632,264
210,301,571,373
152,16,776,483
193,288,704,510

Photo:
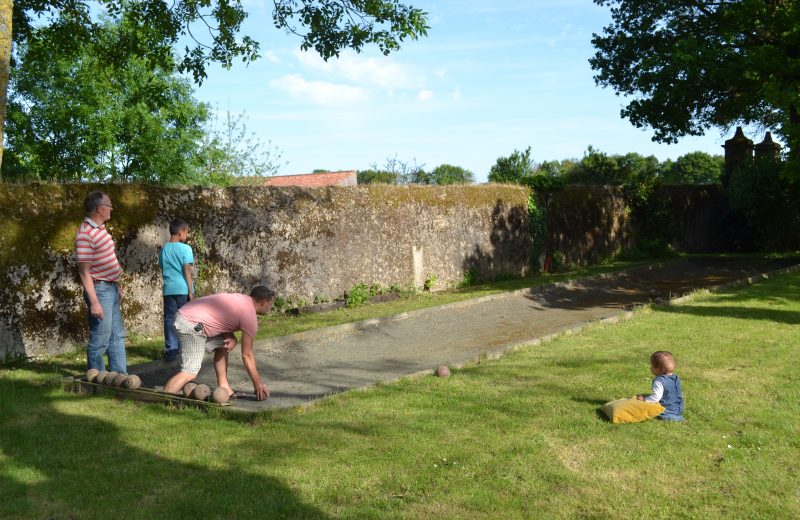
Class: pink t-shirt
178,293,258,338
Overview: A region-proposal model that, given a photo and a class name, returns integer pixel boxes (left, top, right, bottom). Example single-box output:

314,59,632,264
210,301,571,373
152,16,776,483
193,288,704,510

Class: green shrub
389,283,417,298
345,283,371,307
549,251,567,272
313,294,331,304
423,274,437,291
455,268,477,289
273,296,288,313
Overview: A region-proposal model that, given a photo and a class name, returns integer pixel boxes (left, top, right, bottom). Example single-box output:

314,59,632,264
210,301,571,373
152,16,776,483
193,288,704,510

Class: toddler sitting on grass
637,351,685,421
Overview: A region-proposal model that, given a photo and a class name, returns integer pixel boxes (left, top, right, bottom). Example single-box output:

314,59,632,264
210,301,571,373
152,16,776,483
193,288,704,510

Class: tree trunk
789,103,799,164
0,0,12,171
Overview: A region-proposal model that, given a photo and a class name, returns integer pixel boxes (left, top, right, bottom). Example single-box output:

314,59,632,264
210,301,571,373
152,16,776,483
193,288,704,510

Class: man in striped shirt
76,190,127,373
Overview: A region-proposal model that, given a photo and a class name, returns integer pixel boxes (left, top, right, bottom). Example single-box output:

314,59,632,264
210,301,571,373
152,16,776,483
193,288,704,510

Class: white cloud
269,74,370,106
240,0,268,12
294,50,425,90
418,90,435,101
263,50,281,64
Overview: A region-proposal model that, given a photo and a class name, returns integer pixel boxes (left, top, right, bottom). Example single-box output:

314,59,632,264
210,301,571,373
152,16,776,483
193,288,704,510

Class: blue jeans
85,282,127,373
163,294,189,356
657,412,685,422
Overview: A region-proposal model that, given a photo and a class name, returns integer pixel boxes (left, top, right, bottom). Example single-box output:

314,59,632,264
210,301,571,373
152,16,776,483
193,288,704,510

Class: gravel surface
131,256,800,412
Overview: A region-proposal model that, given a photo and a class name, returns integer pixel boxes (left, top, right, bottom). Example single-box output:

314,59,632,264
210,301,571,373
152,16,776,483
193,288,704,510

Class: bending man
163,286,275,400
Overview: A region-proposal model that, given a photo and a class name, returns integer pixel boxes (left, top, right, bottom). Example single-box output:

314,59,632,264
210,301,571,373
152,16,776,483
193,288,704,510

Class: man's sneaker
164,351,178,362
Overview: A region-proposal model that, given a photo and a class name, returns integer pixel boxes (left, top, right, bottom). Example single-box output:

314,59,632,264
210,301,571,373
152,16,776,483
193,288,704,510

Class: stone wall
545,185,633,266
544,185,725,266
0,183,533,357
654,185,725,253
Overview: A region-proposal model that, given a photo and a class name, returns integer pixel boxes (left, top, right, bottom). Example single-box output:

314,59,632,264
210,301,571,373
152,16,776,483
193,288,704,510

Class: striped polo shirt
75,218,121,282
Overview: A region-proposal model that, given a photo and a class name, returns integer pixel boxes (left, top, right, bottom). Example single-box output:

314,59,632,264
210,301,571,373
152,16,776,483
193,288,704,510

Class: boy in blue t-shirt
159,219,194,361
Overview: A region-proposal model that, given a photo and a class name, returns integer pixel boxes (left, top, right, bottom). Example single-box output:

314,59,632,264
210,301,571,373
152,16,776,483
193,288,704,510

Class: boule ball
103,371,119,385
212,387,230,404
112,373,127,387
191,384,211,401
123,374,141,390
95,371,108,384
182,382,197,397
86,368,100,382
654,296,664,305
436,365,451,378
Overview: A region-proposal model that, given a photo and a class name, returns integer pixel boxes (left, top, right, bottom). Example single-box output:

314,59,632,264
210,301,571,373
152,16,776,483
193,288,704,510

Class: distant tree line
486,146,725,187
359,147,724,187
358,156,475,185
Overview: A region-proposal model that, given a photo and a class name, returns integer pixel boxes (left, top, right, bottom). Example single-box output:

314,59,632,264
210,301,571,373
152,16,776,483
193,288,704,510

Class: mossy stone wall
0,183,532,357
546,185,632,266
653,185,725,253
0,183,721,359
544,185,724,267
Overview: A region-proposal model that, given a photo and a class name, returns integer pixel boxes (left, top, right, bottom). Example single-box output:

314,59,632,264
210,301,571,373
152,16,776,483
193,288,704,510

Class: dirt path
132,257,800,412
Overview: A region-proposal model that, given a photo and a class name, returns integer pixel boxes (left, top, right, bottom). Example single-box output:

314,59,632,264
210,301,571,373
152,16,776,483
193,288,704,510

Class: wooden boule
122,375,141,390
212,387,230,404
112,373,128,387
103,371,119,385
86,368,100,382
191,384,211,401
182,382,197,397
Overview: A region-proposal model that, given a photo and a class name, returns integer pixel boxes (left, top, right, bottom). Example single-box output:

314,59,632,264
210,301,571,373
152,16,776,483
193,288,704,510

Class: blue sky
193,1,735,183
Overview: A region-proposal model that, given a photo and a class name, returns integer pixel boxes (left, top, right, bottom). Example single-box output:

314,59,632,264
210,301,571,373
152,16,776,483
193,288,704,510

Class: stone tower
722,126,753,183
754,132,782,161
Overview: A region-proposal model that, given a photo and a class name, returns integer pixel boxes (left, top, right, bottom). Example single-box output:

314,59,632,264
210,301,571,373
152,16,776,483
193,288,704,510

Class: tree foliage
3,20,208,183
198,109,287,185
273,0,429,60
0,1,429,172
3,17,287,185
13,1,257,85
368,155,426,184
357,169,398,184
659,152,724,185
562,147,659,187
488,147,535,184
590,0,800,167
489,145,725,188
12,1,428,83
424,164,474,185
727,158,800,250
537,159,577,178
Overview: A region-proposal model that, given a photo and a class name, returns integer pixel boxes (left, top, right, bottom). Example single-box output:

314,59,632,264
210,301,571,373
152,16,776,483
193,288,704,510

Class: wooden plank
63,377,230,410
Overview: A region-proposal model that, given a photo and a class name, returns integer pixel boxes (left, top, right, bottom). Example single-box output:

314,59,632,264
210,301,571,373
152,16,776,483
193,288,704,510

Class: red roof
264,170,357,187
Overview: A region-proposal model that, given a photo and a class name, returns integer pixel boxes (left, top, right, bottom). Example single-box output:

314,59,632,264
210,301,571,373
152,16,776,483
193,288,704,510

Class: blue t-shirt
159,242,194,296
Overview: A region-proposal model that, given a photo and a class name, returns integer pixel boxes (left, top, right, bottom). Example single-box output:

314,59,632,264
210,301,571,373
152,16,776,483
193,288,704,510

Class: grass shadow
654,304,800,324
0,377,329,519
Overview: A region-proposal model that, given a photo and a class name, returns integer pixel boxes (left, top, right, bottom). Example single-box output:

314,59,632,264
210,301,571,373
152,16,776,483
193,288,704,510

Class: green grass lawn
1,267,799,518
